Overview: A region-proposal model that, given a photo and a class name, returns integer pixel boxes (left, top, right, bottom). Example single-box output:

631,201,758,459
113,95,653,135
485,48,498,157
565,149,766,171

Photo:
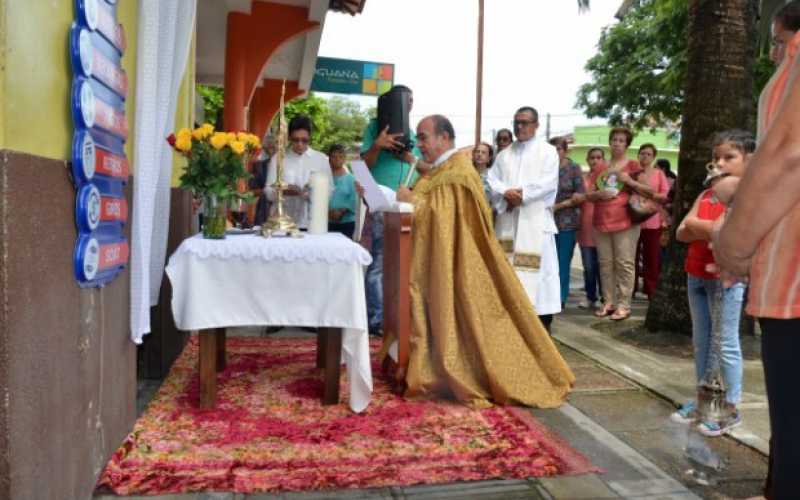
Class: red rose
166,133,176,147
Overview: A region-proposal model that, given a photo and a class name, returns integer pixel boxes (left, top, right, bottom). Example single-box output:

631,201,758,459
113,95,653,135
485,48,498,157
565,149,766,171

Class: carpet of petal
97,336,594,495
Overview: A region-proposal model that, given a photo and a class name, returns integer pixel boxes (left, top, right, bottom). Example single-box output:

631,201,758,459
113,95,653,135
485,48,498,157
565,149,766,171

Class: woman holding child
585,127,655,321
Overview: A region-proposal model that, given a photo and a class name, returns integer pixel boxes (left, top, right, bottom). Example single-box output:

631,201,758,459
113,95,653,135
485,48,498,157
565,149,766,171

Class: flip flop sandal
594,305,615,317
610,308,631,321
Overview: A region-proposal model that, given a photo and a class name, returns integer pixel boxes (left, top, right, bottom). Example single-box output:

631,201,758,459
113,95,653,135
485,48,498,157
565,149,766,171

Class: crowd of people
471,126,677,321
236,2,800,493
243,99,679,330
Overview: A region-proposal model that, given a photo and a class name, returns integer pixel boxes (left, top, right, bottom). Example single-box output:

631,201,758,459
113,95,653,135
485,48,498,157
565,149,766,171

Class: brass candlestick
262,80,301,238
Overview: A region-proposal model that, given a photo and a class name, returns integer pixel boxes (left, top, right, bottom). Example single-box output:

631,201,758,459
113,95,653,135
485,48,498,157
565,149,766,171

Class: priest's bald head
416,115,456,163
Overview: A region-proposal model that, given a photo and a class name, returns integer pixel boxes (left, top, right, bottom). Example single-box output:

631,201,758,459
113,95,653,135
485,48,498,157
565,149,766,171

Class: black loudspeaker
377,87,413,152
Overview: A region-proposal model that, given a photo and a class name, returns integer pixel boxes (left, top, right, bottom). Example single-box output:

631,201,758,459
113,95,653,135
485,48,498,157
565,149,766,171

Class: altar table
165,232,374,412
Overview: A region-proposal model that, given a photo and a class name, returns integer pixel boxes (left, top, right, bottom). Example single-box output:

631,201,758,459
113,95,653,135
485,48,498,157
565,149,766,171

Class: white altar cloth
165,232,373,412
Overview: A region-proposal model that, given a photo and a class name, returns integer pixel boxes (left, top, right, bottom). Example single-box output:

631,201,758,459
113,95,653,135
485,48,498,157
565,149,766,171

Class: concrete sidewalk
555,279,770,456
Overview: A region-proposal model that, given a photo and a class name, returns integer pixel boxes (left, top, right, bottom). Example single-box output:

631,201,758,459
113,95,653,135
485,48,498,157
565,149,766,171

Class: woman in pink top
634,143,671,299
585,127,654,320
575,147,605,309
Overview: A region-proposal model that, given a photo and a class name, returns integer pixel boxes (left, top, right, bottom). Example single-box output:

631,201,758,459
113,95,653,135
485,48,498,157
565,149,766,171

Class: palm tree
645,0,758,333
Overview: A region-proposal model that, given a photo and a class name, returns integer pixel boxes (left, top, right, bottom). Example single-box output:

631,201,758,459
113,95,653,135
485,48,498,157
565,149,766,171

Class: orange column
222,1,319,132
223,13,247,132
249,80,304,141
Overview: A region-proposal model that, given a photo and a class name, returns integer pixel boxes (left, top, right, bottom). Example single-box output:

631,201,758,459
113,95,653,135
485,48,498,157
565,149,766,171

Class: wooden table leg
216,327,227,370
383,212,413,387
199,330,218,408
320,327,342,405
316,329,326,369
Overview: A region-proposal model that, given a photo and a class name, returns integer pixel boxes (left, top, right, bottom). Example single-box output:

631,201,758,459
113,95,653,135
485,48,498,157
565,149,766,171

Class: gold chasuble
404,152,574,409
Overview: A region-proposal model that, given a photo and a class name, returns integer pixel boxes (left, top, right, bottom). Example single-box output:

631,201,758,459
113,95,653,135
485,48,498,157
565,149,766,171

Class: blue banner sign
71,0,128,288
310,57,395,96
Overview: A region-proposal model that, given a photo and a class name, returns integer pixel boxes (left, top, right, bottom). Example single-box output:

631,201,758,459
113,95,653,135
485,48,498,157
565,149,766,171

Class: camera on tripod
377,86,414,153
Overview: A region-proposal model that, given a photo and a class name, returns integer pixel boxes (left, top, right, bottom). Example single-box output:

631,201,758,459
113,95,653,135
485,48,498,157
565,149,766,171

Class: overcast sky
317,0,621,147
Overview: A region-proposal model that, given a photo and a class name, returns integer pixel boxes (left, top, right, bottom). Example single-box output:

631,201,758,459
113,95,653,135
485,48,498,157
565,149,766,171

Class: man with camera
360,85,424,335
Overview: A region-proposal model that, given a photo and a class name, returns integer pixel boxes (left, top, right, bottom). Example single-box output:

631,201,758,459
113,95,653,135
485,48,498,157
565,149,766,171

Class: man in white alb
487,106,561,332
264,114,332,229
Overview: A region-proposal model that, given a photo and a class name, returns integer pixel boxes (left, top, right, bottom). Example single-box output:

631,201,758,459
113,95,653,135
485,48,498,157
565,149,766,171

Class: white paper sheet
350,160,394,212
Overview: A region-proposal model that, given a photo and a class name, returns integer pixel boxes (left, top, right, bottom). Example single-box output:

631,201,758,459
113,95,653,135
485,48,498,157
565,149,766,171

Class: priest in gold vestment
395,115,574,409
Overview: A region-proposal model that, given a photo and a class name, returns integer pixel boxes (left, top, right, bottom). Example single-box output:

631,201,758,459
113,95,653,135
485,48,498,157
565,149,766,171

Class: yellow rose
229,140,245,155
210,132,228,150
192,123,215,140
236,132,249,142
247,134,261,148
177,128,192,141
175,135,192,152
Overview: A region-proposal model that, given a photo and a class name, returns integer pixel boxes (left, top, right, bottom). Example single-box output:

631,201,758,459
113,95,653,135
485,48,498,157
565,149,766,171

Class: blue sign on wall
70,0,129,288
310,57,395,96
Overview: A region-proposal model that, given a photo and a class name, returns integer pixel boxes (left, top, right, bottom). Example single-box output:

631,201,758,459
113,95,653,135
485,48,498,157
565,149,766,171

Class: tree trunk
645,0,757,334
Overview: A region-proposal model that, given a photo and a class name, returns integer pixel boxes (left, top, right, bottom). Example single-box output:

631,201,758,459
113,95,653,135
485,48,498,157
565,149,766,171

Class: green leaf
276,93,370,154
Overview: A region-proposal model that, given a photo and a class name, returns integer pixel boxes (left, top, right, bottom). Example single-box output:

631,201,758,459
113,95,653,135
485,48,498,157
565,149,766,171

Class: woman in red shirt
585,127,655,320
634,143,671,299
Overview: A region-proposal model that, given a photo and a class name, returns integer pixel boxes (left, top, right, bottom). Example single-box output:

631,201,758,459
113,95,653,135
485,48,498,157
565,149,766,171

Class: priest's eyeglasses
290,137,310,144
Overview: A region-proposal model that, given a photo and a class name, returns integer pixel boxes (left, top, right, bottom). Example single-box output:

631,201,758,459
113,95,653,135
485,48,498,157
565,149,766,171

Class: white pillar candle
308,171,329,235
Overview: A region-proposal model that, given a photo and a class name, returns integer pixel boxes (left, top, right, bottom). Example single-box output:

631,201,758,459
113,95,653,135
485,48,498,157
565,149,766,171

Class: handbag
627,193,658,223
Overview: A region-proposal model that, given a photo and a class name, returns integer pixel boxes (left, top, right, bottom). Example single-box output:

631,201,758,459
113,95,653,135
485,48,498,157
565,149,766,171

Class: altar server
264,114,332,229
487,106,561,332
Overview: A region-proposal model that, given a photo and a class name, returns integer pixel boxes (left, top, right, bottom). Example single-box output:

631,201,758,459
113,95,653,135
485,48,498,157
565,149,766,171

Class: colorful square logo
362,63,394,95
377,80,393,95
379,65,393,80
363,63,378,80
362,79,378,94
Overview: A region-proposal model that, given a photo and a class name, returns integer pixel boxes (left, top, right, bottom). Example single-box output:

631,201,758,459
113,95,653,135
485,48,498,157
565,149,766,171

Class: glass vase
202,193,228,239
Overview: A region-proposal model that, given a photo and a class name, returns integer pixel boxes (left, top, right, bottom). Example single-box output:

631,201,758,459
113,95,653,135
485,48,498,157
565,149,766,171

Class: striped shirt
748,31,800,319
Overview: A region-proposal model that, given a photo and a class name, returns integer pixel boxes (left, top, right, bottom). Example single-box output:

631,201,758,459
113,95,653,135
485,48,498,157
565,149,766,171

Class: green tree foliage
196,84,224,126
577,0,688,130
281,93,370,154
194,86,370,153
319,96,370,153
282,92,331,146
577,0,774,131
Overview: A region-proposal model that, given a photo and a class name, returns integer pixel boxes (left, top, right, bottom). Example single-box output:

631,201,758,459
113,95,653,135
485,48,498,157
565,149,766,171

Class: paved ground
107,272,770,500
555,273,769,456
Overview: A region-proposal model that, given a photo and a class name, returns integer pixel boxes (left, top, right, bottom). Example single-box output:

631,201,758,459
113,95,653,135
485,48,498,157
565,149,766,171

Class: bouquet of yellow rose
167,123,262,238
